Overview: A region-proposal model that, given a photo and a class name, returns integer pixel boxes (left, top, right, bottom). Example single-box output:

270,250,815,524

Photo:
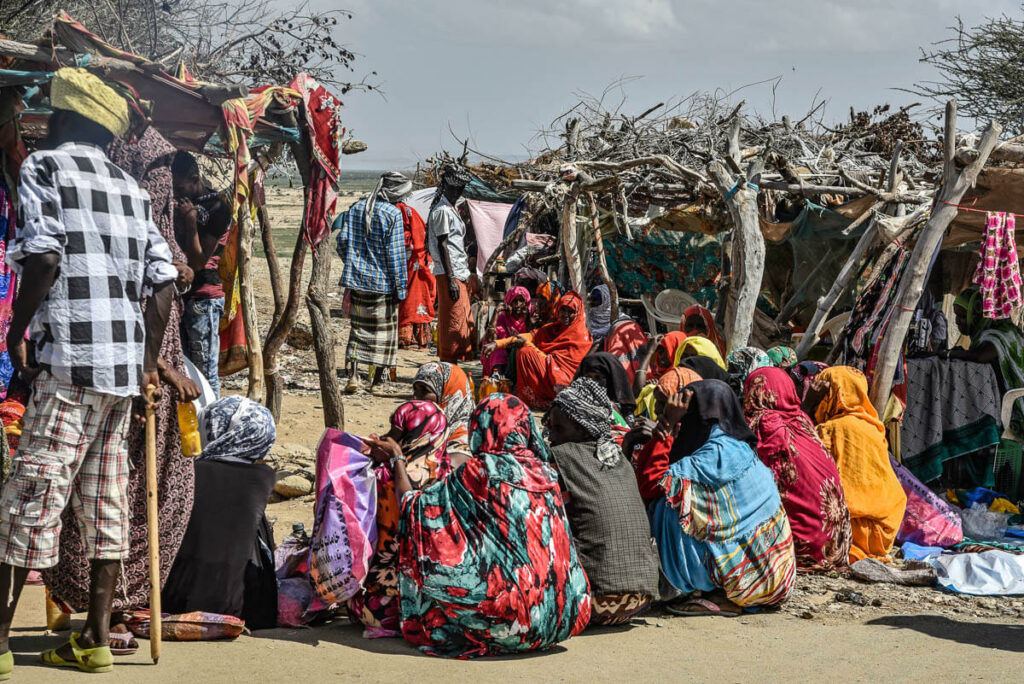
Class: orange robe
813,367,907,563
513,292,592,409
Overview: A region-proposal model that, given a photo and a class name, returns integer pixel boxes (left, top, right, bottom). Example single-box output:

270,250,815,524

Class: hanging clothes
395,202,436,348
972,211,1023,320
0,178,17,400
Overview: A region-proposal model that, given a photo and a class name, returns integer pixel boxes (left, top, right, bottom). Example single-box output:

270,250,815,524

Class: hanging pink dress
973,211,1023,319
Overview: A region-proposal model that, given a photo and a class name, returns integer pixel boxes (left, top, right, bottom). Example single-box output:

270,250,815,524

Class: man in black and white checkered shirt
0,68,177,675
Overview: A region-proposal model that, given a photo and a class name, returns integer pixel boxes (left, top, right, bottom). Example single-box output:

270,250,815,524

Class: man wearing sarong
0,68,176,676
334,172,409,392
426,165,472,362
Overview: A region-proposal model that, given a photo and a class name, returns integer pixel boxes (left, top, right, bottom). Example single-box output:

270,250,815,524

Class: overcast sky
310,0,1020,170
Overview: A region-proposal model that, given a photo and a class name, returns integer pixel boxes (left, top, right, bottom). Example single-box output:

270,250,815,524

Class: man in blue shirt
335,172,410,392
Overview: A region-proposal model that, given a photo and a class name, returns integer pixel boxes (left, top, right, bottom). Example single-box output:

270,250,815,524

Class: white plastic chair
821,312,851,342
1000,388,1024,441
642,289,697,334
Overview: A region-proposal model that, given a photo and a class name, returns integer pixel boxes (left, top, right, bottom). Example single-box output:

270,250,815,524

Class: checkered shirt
8,143,177,397
334,197,408,299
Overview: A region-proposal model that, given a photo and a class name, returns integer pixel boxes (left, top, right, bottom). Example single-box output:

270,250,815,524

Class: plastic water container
177,402,202,458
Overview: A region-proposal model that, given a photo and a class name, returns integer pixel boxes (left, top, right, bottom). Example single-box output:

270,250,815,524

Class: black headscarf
575,352,636,415
679,356,732,384
668,379,757,463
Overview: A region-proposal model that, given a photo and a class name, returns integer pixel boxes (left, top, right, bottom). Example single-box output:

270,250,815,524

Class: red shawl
651,330,688,378
682,305,726,357
395,203,435,326
743,367,853,571
532,291,592,372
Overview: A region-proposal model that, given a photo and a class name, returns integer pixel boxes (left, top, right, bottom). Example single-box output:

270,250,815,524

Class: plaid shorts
0,372,132,569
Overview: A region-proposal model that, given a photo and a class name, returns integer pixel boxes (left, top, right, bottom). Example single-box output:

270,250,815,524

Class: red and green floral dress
397,394,591,658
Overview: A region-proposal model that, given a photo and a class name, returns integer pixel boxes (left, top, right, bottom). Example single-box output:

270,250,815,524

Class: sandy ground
5,188,1024,682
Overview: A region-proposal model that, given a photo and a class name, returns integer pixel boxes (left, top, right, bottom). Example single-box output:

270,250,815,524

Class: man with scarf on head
335,171,410,392
0,68,177,676
427,164,473,362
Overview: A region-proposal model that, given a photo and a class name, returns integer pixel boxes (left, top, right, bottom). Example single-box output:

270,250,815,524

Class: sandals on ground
108,629,139,656
40,632,114,673
665,596,741,617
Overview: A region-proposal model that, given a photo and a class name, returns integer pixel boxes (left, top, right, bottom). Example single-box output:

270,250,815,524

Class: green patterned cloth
602,231,721,306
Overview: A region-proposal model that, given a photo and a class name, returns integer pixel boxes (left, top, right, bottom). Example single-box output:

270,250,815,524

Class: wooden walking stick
144,384,162,664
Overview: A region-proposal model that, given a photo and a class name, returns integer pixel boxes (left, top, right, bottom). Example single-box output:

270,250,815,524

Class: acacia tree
1,0,376,94
912,8,1024,134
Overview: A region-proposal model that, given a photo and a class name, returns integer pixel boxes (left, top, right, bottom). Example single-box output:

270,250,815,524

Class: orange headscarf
812,366,905,563
656,367,702,396
682,305,726,357
652,331,688,377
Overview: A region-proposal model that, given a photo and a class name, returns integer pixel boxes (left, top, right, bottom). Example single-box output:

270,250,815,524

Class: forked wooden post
307,237,345,430
236,197,264,401
869,101,1002,412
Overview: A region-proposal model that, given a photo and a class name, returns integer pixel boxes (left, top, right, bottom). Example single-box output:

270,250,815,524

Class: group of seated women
347,303,911,655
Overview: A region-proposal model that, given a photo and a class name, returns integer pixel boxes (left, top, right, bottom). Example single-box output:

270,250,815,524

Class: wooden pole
254,151,286,331
263,139,312,421
588,194,618,321
561,191,583,293
869,102,1002,412
307,238,344,429
707,164,763,351
262,228,308,421
144,384,161,664
236,198,264,402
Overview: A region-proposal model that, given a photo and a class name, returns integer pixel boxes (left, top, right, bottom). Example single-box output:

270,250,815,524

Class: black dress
163,460,278,628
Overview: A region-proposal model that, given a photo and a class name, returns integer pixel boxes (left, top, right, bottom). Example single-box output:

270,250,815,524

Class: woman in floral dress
381,394,590,658
743,367,852,571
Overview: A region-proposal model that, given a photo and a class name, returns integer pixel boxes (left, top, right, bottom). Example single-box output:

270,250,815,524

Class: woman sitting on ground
576,352,637,420
483,292,591,409
626,367,702,500
482,286,531,377
633,331,687,397
587,284,613,342
951,287,1024,436
162,396,279,627
805,367,906,563
676,335,728,370
767,346,798,370
681,304,727,357
743,367,853,571
727,346,772,382
649,380,796,616
412,361,474,464
545,378,660,626
371,394,590,658
632,331,690,420
351,401,451,637
601,316,649,384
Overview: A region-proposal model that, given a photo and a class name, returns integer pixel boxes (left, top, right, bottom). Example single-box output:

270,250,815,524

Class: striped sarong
347,291,398,367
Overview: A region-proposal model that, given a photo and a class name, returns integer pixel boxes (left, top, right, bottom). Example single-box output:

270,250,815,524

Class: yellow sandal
40,632,113,673
0,649,12,680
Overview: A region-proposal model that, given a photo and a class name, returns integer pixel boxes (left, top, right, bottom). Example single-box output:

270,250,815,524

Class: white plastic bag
960,502,1009,541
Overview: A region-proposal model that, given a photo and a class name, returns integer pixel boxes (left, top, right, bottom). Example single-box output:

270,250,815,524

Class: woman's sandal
108,629,139,656
665,596,741,618
40,632,114,673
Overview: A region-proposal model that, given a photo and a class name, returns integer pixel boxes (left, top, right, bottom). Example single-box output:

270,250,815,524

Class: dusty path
7,187,1023,682
7,587,1022,683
